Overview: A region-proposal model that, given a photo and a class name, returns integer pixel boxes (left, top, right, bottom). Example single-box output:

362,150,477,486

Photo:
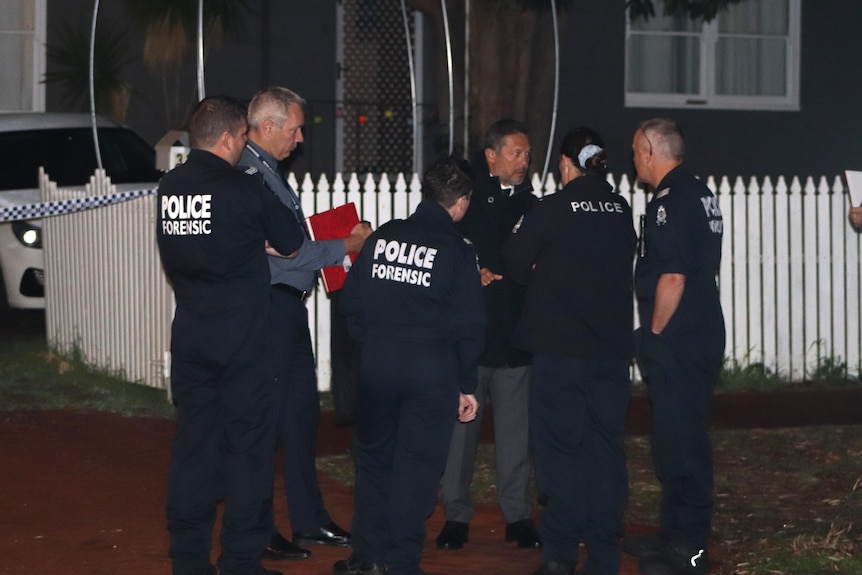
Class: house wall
552,1,862,180
42,1,862,180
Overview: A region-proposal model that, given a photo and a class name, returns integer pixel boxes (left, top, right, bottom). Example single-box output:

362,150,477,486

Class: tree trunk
406,0,563,175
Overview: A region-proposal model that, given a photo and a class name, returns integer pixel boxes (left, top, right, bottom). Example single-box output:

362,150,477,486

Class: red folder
305,202,360,293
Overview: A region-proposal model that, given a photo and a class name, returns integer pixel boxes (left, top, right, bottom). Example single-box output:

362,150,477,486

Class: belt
272,283,308,301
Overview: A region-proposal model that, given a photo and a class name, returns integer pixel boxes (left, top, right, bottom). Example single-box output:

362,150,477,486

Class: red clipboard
305,202,360,293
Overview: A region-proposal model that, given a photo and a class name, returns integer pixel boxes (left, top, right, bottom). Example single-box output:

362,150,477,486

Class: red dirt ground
0,410,644,575
3,390,861,575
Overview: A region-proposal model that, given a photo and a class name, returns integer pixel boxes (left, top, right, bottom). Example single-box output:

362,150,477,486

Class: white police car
0,113,161,309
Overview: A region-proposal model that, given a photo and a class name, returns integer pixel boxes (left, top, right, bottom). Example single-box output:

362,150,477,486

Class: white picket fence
41,172,174,390
41,170,862,391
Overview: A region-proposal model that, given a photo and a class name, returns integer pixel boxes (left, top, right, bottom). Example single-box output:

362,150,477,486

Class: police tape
0,187,157,223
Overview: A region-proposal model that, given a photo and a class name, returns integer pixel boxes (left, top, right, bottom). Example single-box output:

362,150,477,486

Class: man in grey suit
435,119,541,551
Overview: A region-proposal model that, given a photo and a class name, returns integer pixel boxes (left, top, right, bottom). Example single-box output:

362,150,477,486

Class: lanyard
245,143,301,212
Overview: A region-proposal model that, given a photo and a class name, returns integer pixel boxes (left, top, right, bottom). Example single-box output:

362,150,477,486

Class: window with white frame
0,0,45,112
625,0,800,111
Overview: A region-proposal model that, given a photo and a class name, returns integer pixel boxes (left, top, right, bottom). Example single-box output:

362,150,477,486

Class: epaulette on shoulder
511,214,525,233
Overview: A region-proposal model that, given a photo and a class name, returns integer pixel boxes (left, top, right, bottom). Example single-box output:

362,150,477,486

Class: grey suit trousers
439,365,533,524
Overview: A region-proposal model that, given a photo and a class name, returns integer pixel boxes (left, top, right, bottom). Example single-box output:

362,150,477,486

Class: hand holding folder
305,203,362,293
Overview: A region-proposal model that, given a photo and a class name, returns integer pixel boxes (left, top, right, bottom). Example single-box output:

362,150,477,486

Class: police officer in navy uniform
503,127,636,575
157,96,305,575
334,157,485,575
238,87,368,561
624,118,725,575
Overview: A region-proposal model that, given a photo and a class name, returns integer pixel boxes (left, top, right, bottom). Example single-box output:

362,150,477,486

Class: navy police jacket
156,149,305,308
635,164,724,342
339,201,486,394
504,174,636,360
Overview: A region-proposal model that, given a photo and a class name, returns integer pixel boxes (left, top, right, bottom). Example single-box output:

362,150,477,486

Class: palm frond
44,22,136,119
129,0,248,71
627,0,744,22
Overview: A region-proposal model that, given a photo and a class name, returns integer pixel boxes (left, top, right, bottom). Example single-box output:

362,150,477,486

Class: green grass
716,341,861,392
0,310,174,418
632,345,862,396
717,357,785,392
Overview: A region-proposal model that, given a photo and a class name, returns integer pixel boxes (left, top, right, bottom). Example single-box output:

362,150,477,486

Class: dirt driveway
3,388,860,575
0,410,641,575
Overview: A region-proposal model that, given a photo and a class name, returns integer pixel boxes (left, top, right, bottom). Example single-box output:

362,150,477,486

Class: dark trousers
166,305,276,575
351,336,459,575
637,331,723,550
531,355,631,575
267,287,330,533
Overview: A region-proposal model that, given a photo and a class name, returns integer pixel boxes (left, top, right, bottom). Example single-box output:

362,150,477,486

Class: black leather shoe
505,519,542,549
332,554,386,575
639,546,709,575
294,520,352,547
435,520,469,550
638,545,709,575
533,559,575,575
621,532,663,558
173,565,216,575
263,532,312,560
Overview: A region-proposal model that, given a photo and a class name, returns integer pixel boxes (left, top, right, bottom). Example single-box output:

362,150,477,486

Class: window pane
719,0,788,35
0,35,33,110
630,12,700,33
0,1,34,30
97,129,161,183
0,128,159,190
0,0,36,111
715,38,787,96
627,35,700,94
625,0,798,110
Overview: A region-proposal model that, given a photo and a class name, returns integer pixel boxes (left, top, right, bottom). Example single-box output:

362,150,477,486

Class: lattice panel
342,0,414,174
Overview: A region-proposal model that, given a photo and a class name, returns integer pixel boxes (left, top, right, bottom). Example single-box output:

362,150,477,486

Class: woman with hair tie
503,127,637,575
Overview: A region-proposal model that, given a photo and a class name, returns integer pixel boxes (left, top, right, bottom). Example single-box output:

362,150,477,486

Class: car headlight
11,220,42,249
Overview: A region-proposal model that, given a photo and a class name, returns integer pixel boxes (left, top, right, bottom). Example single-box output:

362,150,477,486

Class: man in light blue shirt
240,86,371,561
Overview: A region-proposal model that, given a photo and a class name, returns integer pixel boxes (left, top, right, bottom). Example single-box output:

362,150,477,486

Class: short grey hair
639,117,685,161
248,87,306,129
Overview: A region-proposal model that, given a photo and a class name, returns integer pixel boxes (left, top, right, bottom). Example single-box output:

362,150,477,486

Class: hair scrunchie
578,144,603,169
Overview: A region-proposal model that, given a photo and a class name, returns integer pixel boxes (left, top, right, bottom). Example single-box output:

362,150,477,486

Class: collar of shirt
245,140,282,177
244,140,307,231
491,175,513,197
